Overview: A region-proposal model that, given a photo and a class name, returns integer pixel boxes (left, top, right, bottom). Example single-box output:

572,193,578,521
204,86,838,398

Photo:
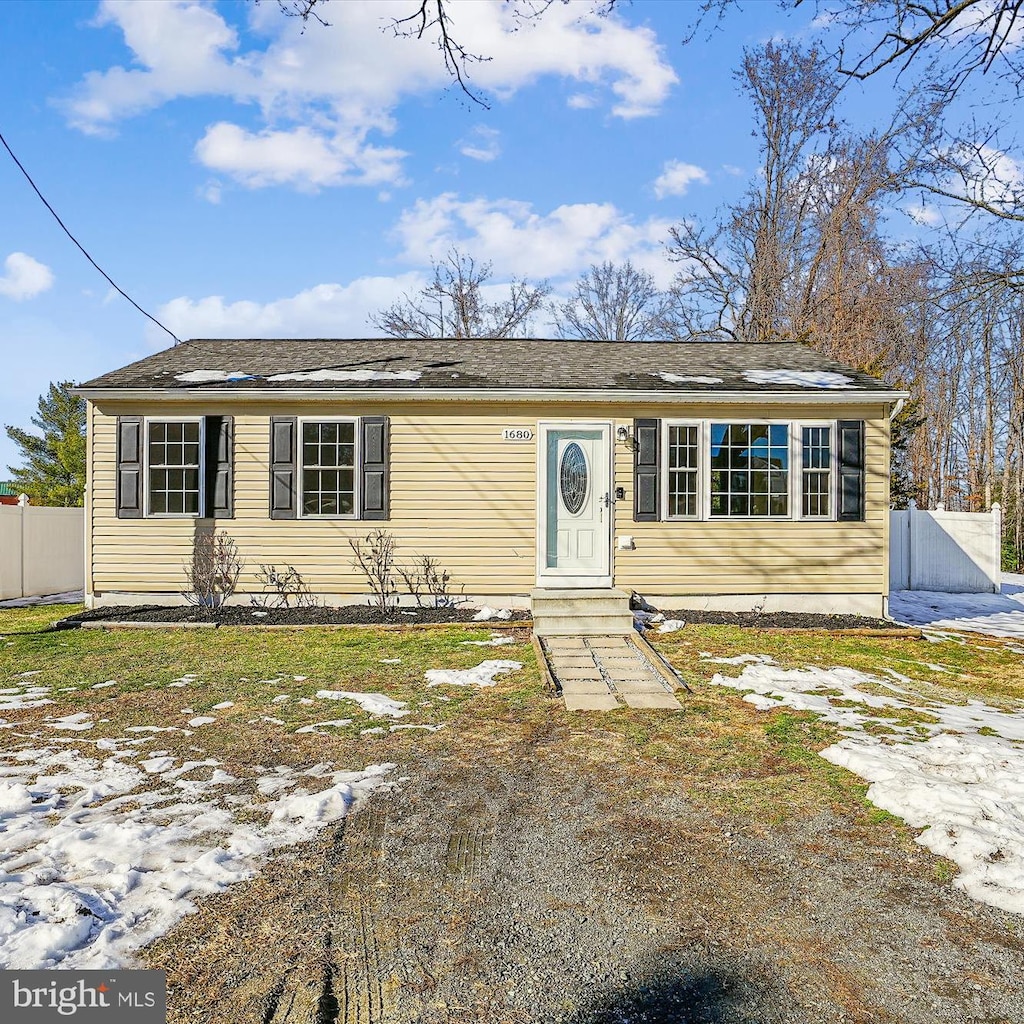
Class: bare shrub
398,554,466,609
182,531,243,618
349,529,398,617
251,564,319,610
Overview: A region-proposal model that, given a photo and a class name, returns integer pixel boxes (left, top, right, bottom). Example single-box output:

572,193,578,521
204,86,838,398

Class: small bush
251,564,319,610
182,530,243,618
349,529,399,617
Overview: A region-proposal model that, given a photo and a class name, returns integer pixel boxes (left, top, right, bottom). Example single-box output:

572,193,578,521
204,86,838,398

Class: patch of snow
0,688,54,711
271,695,291,703
890,580,1024,640
379,658,402,664
44,713,93,732
699,652,776,666
711,662,1024,915
743,369,855,389
174,369,255,383
360,727,385,735
472,606,513,621
0,591,83,608
657,619,686,634
295,719,353,734
266,368,421,382
315,691,409,719
425,660,522,688
187,717,216,727
460,634,515,647
0,746,394,968
656,372,723,385
389,724,445,733
211,701,234,710
91,681,117,689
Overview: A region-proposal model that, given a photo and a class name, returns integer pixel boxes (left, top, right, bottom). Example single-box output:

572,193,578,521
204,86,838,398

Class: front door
538,423,612,588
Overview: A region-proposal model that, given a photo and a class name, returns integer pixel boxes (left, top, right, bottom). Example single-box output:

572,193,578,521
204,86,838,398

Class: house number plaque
502,427,534,442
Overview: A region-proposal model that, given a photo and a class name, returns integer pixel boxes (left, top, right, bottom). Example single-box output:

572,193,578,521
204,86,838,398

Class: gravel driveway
147,725,1023,1024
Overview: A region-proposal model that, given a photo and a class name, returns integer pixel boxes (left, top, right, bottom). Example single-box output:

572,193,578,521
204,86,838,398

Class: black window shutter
205,415,234,518
116,416,143,519
634,418,660,522
359,416,389,520
269,417,297,519
837,420,865,522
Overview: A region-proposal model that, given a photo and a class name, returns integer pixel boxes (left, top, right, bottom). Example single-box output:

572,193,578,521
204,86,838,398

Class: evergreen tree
4,382,86,507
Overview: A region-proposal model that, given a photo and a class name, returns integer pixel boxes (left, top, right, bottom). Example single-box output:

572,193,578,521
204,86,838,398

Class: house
0,483,21,506
75,338,906,622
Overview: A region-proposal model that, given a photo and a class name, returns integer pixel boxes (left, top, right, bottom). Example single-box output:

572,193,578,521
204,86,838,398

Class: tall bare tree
552,261,677,341
371,249,549,339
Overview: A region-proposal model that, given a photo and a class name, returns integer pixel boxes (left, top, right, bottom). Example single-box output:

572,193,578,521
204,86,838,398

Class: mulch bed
56,603,906,632
58,604,530,627
666,609,909,631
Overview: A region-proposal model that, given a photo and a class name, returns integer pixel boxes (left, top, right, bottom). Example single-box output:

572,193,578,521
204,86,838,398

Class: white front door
538,423,612,587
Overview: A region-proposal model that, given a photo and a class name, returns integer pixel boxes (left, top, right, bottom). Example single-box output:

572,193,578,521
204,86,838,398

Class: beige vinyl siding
88,399,890,599
614,404,889,595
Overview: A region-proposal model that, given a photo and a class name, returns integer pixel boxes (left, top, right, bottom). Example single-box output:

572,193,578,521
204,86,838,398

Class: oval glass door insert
559,442,589,514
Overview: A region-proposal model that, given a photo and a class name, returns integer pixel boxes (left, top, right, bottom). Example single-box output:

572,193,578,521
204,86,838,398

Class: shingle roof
79,338,898,395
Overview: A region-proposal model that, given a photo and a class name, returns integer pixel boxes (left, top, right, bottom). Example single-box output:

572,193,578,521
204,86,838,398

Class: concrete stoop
530,587,633,637
538,634,683,712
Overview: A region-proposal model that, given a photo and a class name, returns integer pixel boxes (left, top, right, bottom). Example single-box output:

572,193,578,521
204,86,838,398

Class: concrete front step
531,588,632,637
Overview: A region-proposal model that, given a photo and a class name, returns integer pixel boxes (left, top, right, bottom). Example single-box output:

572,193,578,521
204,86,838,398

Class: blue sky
0,0,929,472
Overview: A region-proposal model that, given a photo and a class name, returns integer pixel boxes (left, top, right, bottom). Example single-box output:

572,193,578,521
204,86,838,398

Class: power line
0,126,181,345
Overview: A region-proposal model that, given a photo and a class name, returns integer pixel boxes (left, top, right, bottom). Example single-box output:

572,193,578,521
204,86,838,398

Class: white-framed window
299,418,358,517
798,423,834,519
663,419,837,522
709,421,790,518
146,418,203,517
666,422,701,518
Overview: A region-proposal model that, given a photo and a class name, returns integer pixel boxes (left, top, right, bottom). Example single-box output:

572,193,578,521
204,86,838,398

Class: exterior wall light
615,425,630,443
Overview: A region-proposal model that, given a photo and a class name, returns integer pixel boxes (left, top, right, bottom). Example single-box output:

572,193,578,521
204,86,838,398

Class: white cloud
458,126,501,163
195,123,406,190
0,253,55,301
392,192,677,286
153,273,424,344
905,202,943,226
652,160,710,199
63,0,677,191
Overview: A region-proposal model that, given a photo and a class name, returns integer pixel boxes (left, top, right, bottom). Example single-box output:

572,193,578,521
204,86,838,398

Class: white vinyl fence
0,497,84,601
890,502,1002,594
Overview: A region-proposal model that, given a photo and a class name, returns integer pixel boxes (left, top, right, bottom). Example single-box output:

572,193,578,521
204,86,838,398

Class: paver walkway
541,635,683,711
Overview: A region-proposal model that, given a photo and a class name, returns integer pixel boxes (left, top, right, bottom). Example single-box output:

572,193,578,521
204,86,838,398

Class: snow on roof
656,372,724,385
743,369,855,389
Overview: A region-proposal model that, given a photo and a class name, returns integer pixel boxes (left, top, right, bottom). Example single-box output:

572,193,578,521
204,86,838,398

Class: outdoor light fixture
616,425,630,443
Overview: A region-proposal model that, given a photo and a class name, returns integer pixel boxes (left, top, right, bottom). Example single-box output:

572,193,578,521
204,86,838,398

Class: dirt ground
144,721,1023,1024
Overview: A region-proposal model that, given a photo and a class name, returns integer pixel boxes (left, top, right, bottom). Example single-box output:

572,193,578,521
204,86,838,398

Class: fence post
992,502,1002,593
17,494,29,600
907,499,917,590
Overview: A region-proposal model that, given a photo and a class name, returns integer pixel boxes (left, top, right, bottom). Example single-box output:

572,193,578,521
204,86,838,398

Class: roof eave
74,386,907,403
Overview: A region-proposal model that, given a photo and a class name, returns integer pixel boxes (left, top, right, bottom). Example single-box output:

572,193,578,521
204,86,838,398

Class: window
300,419,357,516
147,420,201,516
709,423,789,518
667,424,700,517
661,420,840,521
801,425,832,518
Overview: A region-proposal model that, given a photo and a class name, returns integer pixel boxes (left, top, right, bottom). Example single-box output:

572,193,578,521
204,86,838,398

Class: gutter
74,386,911,405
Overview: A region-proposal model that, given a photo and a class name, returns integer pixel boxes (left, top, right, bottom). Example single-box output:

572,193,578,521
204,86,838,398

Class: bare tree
371,248,549,338
552,261,677,341
667,43,936,350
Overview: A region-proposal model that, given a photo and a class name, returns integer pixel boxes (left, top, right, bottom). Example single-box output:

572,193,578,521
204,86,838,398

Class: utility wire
0,126,181,344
